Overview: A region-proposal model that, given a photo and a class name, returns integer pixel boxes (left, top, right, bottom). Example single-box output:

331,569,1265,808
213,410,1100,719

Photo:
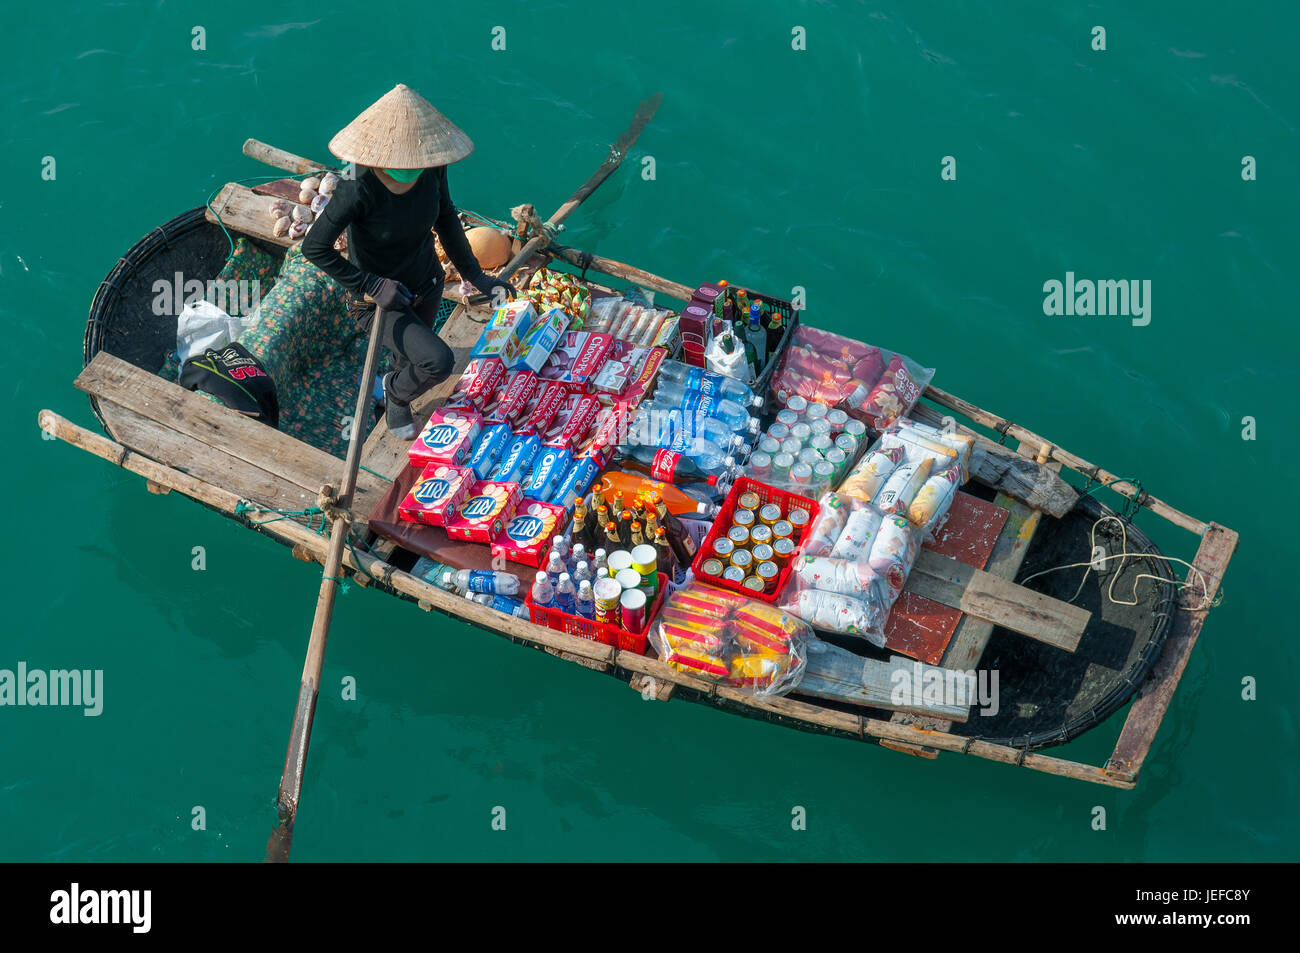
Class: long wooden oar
264,303,384,863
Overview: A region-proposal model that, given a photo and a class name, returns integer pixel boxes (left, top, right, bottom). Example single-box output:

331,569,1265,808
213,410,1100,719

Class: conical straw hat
328,84,474,169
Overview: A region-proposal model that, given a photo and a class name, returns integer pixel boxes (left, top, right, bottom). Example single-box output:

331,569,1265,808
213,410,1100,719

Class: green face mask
381,167,424,183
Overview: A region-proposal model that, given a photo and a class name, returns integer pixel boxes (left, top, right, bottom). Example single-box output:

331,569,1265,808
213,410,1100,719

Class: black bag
179,343,280,428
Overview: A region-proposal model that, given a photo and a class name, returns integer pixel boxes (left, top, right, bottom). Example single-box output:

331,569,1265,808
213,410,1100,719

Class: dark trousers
348,281,454,406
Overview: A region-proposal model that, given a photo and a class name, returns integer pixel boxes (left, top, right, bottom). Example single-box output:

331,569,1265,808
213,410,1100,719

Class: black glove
363,275,412,312
471,274,516,308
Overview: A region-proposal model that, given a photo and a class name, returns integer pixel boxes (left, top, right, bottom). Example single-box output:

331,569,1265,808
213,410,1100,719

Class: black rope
577,250,593,280
995,420,1012,445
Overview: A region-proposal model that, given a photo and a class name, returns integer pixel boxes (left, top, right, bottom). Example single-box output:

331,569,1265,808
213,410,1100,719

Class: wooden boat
42,133,1236,795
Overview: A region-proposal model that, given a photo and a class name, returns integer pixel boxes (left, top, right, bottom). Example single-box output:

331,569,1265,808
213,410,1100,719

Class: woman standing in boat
303,84,514,438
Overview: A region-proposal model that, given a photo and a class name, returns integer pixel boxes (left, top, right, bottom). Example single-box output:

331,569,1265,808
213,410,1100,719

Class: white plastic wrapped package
874,458,933,516
878,418,974,483
791,590,885,645
830,506,884,560
867,513,920,597
908,464,963,535
802,491,854,557
839,445,903,503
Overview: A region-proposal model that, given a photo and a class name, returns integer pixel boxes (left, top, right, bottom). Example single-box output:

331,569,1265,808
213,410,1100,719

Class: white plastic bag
176,300,249,364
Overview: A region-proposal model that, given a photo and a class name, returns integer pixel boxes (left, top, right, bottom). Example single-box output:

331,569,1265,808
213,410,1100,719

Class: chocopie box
471,300,535,366
538,331,613,392
398,464,474,527
409,408,482,469
510,306,571,373
444,357,507,412
493,500,570,568
591,341,666,406
542,393,601,452
444,480,522,544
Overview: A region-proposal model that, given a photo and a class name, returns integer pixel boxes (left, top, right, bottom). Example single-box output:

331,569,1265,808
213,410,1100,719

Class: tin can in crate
701,557,724,578
593,578,623,624
758,503,783,527
750,524,773,546
738,491,762,512
620,588,648,634
631,545,658,599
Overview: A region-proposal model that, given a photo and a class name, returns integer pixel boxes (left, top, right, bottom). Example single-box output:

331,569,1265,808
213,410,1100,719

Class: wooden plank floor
78,352,388,526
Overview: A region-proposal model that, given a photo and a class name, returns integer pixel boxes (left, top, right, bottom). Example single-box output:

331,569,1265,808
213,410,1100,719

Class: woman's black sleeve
433,171,485,284
301,181,370,293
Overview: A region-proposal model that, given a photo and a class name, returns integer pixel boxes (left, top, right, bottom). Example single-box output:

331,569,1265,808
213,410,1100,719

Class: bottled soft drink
611,443,736,483
530,570,554,608
657,359,764,408
575,580,596,620
554,572,577,614
448,569,521,596
594,470,720,518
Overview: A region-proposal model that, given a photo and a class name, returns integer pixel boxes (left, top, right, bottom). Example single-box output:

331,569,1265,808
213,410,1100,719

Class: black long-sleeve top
301,166,484,298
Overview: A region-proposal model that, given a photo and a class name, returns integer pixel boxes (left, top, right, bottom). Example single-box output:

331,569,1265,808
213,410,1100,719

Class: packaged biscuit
484,370,539,428
493,499,569,567
839,446,904,503
445,357,508,412
874,458,933,515
511,306,570,373
471,299,535,366
538,331,614,392
908,464,963,536
649,583,809,696
444,480,522,544
398,463,475,527
409,408,482,469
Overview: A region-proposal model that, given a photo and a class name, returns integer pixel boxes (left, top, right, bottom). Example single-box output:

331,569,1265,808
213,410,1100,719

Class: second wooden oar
264,304,384,863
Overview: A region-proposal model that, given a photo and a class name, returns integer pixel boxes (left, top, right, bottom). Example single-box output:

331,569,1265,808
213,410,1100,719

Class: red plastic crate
524,572,667,654
691,477,820,603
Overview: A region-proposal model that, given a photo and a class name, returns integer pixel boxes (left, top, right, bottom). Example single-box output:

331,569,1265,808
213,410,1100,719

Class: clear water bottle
573,559,592,585
646,389,759,437
575,580,596,620
593,549,608,574
450,569,520,596
631,407,749,456
545,550,567,587
657,359,764,409
471,592,528,616
570,543,587,574
554,572,577,614
530,570,554,608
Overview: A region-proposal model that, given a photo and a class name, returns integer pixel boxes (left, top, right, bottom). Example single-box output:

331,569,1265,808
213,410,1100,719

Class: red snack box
444,480,522,544
445,357,507,411
574,401,628,466
397,463,475,527
538,331,614,392
408,407,482,468
520,380,569,436
485,369,539,427
491,500,571,567
543,393,602,451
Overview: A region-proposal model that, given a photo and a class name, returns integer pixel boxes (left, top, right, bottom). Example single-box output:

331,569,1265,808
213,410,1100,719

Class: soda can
790,462,813,485
758,437,782,456
738,492,762,511
711,537,735,559
730,548,754,571
788,508,812,531
826,408,849,430
781,437,803,457
798,447,823,467
810,433,833,453
772,536,796,566
772,519,794,540
825,447,849,481
752,542,774,563
835,432,860,456
742,575,765,593
748,451,772,480
722,566,745,583
768,423,791,442
772,453,794,482
701,558,724,578
814,461,837,485
728,525,751,547
756,561,780,590
593,578,623,624
791,423,813,443
732,508,756,528
758,503,783,526
619,587,648,634
775,409,799,427
786,395,808,414
750,524,773,546
806,402,828,421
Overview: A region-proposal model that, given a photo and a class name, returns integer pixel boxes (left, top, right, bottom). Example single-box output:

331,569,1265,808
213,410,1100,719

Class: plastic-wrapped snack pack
769,326,934,433
649,583,809,697
778,506,920,646
838,418,973,539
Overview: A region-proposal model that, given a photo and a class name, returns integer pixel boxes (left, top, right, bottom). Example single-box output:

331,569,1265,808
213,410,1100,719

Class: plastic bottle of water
545,550,567,587
575,580,596,620
573,559,592,585
570,543,587,574
611,442,737,482
646,389,759,437
530,570,555,608
553,537,570,563
631,407,750,456
657,359,764,408
554,572,577,614
593,549,608,574
471,592,528,617
451,569,521,596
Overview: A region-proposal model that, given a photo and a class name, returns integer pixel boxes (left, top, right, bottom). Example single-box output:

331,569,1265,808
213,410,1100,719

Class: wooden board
207,182,293,248
76,352,388,525
907,548,1089,652
940,494,1044,670
885,493,1009,665
1105,522,1237,782
797,645,974,721
910,403,1077,518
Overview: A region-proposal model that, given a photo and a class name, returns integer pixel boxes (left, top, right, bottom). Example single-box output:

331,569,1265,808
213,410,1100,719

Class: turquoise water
2,1,1296,860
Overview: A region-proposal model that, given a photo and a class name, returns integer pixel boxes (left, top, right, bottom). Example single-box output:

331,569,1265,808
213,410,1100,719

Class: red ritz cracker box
538,331,614,392
444,480,522,544
398,464,475,527
492,500,570,567
445,357,508,411
408,408,482,469
484,369,539,427
543,393,602,451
